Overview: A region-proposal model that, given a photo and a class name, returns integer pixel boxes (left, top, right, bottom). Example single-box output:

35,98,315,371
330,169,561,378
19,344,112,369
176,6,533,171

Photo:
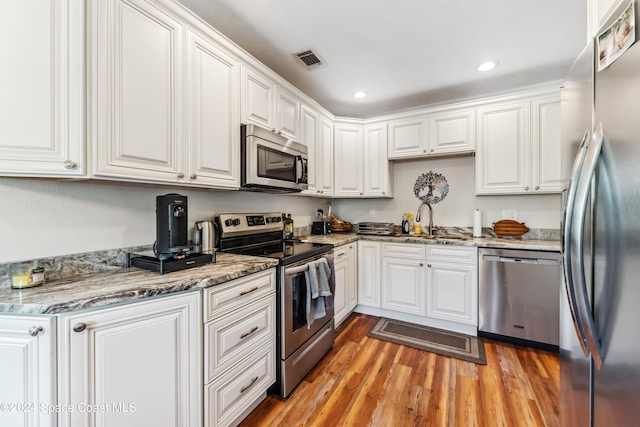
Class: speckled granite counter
0,253,278,315
301,232,560,252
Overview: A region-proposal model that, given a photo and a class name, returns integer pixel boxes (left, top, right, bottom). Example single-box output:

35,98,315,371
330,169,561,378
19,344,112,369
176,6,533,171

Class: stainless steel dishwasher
478,247,562,347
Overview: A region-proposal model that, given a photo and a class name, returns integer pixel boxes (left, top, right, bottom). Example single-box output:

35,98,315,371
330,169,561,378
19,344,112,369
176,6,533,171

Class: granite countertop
302,232,560,252
0,253,278,315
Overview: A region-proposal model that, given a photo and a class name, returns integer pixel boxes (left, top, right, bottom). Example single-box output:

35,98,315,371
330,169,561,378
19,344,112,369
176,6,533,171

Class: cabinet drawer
204,269,276,321
205,294,275,382
382,242,426,259
427,245,477,264
206,340,275,427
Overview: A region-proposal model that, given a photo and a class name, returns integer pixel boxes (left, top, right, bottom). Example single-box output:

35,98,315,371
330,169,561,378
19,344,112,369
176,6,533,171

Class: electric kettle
195,221,217,254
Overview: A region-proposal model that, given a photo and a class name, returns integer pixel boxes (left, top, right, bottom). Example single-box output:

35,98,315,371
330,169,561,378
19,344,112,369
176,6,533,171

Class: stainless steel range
216,212,335,398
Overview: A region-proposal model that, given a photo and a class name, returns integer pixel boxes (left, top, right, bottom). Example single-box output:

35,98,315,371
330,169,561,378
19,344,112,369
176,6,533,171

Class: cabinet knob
430,149,434,152
73,323,87,333
423,149,427,153
535,185,540,190
524,186,529,191
177,172,185,179
63,160,77,169
419,263,424,267
271,128,276,133
277,130,282,135
190,174,197,180
359,192,363,196
382,192,386,195
427,264,432,268
28,326,43,337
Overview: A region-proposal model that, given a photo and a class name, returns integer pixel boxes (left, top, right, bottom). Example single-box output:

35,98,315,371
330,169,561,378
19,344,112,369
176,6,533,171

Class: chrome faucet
416,201,434,235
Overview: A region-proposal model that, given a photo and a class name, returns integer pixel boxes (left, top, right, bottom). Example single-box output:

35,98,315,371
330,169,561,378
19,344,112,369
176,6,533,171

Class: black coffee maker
156,193,192,258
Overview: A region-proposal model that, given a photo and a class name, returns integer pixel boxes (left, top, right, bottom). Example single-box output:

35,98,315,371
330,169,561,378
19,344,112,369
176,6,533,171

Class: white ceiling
179,0,587,118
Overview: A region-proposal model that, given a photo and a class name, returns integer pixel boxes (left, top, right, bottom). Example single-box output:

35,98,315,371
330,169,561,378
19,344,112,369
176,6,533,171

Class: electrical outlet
368,209,376,218
502,210,517,220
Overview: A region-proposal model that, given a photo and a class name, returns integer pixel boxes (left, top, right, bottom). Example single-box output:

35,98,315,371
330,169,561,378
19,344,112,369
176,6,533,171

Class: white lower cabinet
356,241,478,335
203,269,276,427
381,243,426,316
357,241,382,308
58,291,202,427
333,243,357,327
425,246,478,325
0,316,56,427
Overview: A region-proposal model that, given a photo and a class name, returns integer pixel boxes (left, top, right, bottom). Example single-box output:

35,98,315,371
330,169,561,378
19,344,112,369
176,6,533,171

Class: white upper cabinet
428,108,475,155
301,105,333,197
363,122,393,197
334,121,392,198
334,123,364,197
531,96,561,193
387,106,475,160
185,28,240,188
0,0,85,177
241,65,301,141
388,116,428,158
475,91,561,195
91,0,185,183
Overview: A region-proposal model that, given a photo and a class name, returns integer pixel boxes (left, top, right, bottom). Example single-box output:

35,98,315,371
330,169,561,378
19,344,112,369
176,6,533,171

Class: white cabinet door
317,114,334,196
0,0,85,177
185,29,240,189
428,108,475,155
363,123,392,197
426,262,477,325
333,243,358,327
531,97,561,193
357,241,381,307
388,117,428,158
91,0,185,183
0,316,56,427
333,245,349,326
58,292,201,427
334,123,364,197
475,101,530,194
275,87,300,140
301,105,320,195
382,258,426,315
241,65,275,131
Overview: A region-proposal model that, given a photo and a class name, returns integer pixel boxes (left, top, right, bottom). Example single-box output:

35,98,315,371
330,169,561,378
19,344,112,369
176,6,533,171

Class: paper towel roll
473,209,482,237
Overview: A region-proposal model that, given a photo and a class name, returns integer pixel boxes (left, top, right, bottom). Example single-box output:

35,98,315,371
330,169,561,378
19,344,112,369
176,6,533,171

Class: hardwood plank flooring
240,313,559,427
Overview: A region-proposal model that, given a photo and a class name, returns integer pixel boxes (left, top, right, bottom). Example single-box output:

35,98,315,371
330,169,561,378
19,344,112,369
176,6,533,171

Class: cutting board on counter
493,220,530,239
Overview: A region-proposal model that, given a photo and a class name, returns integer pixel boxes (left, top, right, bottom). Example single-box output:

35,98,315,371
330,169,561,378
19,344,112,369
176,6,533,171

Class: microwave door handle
295,156,306,183
562,129,591,357
571,123,606,370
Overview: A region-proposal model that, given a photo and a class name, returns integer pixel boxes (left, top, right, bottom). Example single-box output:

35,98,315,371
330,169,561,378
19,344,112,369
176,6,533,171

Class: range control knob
270,216,278,223
276,217,282,222
232,218,241,226
224,219,233,227
266,217,272,223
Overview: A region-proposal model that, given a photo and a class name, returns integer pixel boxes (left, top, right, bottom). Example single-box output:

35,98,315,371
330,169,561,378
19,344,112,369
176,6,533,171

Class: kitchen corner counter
301,232,560,252
0,253,279,315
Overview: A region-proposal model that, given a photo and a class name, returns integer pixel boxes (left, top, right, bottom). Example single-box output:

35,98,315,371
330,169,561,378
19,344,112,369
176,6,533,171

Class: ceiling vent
293,49,326,70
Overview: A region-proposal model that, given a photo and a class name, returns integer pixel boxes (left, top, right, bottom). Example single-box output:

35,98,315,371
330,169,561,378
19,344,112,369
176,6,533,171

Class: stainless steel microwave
241,124,308,193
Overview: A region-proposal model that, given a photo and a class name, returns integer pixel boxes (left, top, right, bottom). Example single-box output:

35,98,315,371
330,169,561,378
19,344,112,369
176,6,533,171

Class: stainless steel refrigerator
561,1,640,425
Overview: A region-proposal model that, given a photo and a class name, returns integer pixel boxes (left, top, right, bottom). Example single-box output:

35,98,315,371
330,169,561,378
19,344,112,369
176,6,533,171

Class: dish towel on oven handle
305,257,333,329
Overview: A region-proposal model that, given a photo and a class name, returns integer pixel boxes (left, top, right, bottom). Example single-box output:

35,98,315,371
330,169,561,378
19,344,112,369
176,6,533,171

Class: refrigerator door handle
571,122,606,370
562,129,592,357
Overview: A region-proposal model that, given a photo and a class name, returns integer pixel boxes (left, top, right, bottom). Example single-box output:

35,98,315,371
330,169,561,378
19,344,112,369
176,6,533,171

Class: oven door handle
285,263,310,275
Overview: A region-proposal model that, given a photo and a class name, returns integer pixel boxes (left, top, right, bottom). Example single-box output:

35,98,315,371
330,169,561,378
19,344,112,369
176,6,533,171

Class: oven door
282,253,334,358
242,127,308,192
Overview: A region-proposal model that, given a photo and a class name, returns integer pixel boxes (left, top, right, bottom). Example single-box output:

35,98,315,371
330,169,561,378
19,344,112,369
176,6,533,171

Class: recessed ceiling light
477,61,498,72
353,91,367,99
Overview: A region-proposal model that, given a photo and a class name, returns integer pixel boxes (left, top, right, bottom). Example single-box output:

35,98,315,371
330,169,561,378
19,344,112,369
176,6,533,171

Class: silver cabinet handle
63,160,77,169
240,326,259,340
239,286,259,296
177,172,184,179
190,174,197,180
240,376,259,393
73,323,87,333
29,326,43,337
337,252,346,258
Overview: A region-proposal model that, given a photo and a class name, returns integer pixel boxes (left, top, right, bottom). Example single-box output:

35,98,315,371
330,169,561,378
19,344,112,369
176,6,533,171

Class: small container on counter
11,261,46,289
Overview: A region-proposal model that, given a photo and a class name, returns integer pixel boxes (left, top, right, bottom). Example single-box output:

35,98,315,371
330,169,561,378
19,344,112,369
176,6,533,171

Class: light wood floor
240,313,560,427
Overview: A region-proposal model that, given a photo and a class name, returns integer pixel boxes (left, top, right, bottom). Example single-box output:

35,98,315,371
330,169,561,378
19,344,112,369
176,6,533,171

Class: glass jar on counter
11,261,46,289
